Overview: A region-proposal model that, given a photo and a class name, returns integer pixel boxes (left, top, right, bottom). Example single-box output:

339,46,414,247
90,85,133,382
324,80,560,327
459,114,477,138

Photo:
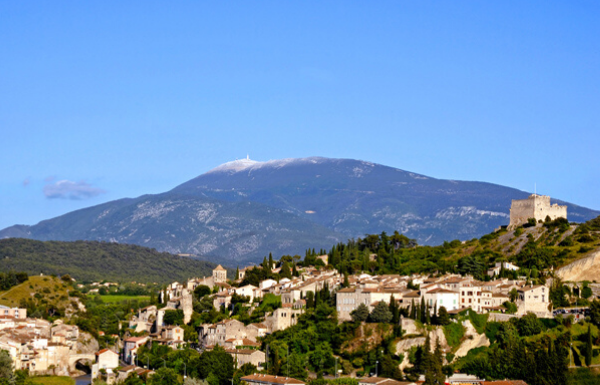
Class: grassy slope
99,294,150,303
0,275,70,307
29,376,75,385
0,238,219,284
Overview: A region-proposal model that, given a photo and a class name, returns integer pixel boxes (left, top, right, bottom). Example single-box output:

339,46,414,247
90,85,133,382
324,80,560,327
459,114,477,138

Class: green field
98,294,150,303
28,376,75,385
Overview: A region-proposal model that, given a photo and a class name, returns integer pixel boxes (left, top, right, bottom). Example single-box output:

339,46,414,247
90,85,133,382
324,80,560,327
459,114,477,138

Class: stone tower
212,265,227,283
509,194,567,229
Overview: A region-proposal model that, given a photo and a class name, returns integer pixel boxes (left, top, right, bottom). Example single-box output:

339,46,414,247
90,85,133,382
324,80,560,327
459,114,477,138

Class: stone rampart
509,194,567,228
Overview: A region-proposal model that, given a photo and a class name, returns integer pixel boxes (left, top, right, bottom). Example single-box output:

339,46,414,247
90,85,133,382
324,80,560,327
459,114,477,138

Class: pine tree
351,303,370,323
369,301,393,323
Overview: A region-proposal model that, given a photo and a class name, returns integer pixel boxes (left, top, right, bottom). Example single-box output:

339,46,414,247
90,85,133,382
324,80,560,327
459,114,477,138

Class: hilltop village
1,194,599,385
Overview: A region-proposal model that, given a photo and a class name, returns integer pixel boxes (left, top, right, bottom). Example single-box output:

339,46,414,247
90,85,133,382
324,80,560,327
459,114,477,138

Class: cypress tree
433,337,445,384
235,266,240,280
420,297,426,323
423,333,433,384
410,299,416,319
585,324,593,366
389,295,400,324
268,253,274,269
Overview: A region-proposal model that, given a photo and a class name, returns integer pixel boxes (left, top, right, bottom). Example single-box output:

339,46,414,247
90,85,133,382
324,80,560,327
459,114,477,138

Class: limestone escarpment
556,250,600,282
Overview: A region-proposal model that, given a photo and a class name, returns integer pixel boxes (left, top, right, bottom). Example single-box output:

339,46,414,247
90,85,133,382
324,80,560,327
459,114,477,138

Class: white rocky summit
206,156,327,174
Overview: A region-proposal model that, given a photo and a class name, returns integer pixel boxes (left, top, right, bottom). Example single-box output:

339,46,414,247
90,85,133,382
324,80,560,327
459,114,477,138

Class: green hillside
0,275,71,308
324,216,600,281
0,238,218,284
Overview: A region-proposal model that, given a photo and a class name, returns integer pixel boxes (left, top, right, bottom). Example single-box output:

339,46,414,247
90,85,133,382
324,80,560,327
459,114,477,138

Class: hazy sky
1,2,599,230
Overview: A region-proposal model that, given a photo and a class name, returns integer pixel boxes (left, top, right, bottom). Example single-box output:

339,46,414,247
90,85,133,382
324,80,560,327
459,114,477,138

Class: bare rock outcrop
396,337,425,372
401,318,419,335
76,331,99,354
453,320,489,361
556,250,600,282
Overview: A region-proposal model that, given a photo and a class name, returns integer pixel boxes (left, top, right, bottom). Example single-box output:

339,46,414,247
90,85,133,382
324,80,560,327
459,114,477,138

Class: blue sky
1,1,599,230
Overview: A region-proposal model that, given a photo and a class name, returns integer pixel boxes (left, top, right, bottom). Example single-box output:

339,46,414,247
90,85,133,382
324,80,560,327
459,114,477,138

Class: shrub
444,322,465,348
468,312,488,334
514,228,524,237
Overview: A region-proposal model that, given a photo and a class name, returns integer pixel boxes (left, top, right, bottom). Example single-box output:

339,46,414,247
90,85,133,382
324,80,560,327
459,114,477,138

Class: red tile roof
241,374,305,385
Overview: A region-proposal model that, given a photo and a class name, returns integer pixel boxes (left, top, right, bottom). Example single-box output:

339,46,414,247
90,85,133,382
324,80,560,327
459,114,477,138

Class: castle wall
509,194,567,228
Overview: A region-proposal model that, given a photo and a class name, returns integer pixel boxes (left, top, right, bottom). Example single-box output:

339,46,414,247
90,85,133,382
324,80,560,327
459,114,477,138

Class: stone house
213,291,233,310
154,325,184,349
92,349,120,379
336,286,404,321
0,306,27,319
516,285,551,317
129,305,157,333
247,323,268,338
198,319,262,349
123,336,149,364
423,288,459,313
235,284,259,302
264,307,302,332
226,348,266,368
487,262,520,277
459,285,487,313
51,324,79,346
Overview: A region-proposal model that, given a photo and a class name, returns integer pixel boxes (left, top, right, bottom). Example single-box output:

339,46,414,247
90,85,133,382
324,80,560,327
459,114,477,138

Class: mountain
1,157,598,264
0,238,218,284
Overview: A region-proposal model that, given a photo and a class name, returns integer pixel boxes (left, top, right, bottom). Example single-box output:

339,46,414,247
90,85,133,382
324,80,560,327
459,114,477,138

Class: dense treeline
456,318,570,385
0,270,28,291
0,238,217,284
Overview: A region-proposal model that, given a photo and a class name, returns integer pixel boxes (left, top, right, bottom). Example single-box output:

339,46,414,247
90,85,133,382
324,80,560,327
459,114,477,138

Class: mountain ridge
2,157,598,264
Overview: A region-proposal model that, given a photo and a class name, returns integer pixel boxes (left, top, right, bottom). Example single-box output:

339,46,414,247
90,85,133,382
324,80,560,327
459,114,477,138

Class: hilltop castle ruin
508,194,567,229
